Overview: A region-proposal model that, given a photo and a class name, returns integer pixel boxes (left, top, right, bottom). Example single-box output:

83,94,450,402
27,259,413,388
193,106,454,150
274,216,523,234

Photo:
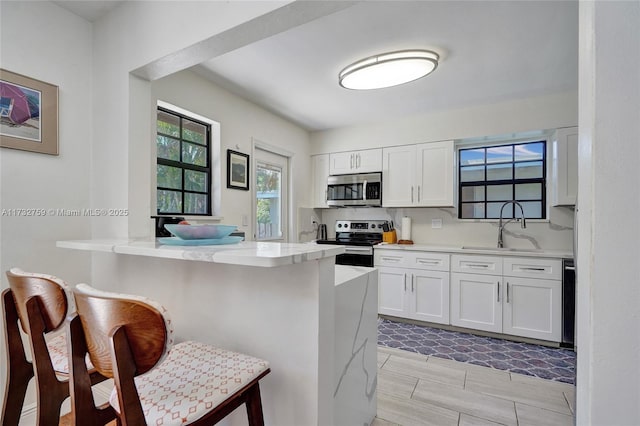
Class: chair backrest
72,284,173,379
6,268,70,335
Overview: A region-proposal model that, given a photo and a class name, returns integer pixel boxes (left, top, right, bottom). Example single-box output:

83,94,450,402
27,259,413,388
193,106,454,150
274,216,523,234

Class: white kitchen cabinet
451,254,562,342
311,154,330,208
375,250,450,325
382,140,455,207
329,148,382,175
551,126,578,206
451,272,502,333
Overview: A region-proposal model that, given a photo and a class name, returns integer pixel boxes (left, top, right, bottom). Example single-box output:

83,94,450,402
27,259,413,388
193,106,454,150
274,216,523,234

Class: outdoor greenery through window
157,107,211,215
458,141,546,219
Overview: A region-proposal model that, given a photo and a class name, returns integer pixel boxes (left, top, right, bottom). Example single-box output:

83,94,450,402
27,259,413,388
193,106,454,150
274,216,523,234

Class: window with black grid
156,107,211,215
458,141,546,219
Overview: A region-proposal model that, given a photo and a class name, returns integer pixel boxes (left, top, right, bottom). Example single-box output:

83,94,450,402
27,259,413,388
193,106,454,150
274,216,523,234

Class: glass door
255,148,288,241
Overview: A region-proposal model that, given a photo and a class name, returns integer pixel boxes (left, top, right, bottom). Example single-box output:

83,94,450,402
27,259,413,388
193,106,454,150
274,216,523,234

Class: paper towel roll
401,216,412,241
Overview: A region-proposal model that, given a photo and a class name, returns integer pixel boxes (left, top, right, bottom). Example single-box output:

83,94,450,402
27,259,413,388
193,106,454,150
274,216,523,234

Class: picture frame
227,149,250,190
0,69,59,155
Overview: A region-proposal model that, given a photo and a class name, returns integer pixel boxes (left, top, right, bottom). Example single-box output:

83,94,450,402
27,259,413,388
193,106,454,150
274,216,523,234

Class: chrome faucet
498,201,527,248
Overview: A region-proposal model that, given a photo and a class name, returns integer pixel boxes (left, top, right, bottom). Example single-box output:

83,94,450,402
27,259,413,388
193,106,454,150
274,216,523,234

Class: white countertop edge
375,243,573,259
335,265,377,286
57,239,346,267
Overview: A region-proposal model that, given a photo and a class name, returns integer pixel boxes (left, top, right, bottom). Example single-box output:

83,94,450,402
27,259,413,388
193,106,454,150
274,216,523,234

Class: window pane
487,163,512,181
182,142,207,167
157,110,180,137
487,184,512,201
185,170,207,192
486,146,513,164
156,135,180,161
461,165,484,182
515,161,543,179
520,201,542,218
256,163,282,240
461,203,485,219
184,193,208,214
515,142,544,162
182,119,206,144
515,183,542,200
487,202,512,219
157,165,182,189
461,186,485,202
157,190,182,213
460,149,485,166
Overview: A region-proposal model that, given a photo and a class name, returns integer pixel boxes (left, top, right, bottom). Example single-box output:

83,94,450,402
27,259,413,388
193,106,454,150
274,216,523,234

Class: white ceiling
196,1,578,131
52,1,578,133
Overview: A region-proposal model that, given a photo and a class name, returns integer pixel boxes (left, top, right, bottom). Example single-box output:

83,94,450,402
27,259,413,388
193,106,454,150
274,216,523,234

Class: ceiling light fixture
339,49,439,90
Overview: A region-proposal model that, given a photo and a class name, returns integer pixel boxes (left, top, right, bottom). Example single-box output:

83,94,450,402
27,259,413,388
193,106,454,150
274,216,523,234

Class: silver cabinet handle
418,259,439,265
521,267,545,271
467,264,490,269
381,257,401,262
411,274,415,292
404,273,407,291
507,282,510,303
497,281,500,302
350,153,354,169
418,185,421,203
411,186,414,203
357,153,361,168
325,189,328,202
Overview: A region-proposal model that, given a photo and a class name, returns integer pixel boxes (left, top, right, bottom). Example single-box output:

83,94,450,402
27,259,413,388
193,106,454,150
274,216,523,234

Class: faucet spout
497,201,527,248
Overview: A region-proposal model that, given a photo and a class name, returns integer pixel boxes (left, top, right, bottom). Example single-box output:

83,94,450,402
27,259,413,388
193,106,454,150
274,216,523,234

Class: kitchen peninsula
57,240,378,426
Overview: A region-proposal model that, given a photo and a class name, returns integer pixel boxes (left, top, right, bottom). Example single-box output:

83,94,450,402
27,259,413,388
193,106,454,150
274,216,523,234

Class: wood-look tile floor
373,346,575,426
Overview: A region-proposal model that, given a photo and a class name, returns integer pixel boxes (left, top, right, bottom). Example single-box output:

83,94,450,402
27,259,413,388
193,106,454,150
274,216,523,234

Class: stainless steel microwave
327,172,382,207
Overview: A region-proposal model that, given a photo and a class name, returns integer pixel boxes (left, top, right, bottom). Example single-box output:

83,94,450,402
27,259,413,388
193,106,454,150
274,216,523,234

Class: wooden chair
1,269,111,426
68,284,271,426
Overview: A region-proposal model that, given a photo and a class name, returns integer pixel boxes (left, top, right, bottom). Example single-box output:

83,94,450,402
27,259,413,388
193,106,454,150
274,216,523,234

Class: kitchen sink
461,246,544,253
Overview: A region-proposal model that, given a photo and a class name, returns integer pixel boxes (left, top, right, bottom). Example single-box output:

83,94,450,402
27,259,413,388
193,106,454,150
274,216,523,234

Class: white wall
310,91,577,154
576,2,640,424
0,0,93,412
151,69,311,240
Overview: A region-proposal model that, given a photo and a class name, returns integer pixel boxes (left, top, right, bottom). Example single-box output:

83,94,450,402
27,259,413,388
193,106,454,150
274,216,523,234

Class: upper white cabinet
551,127,578,206
329,148,382,175
311,154,330,208
383,140,455,207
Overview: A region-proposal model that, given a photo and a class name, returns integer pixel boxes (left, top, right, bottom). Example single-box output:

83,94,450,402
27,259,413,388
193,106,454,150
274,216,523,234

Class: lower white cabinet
376,250,450,325
451,254,562,342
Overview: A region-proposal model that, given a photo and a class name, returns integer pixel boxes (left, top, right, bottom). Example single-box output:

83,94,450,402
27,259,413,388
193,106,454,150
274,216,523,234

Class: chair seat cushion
109,341,270,425
47,333,94,374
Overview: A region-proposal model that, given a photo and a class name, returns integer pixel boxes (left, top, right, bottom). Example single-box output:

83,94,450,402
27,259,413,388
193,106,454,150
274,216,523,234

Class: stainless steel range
316,220,387,267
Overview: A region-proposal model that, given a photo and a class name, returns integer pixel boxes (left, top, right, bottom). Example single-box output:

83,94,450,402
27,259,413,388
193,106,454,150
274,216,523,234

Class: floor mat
378,318,576,384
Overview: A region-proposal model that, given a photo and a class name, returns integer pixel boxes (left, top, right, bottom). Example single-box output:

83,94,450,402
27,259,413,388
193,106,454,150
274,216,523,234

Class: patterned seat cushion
109,341,270,425
47,333,94,374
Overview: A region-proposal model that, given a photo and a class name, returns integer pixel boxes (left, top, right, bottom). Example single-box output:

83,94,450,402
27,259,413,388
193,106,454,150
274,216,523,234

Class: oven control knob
371,224,376,229
337,223,342,228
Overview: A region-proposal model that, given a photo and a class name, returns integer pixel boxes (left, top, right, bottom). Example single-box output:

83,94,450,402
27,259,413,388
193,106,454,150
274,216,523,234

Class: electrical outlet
432,218,443,229
242,215,248,226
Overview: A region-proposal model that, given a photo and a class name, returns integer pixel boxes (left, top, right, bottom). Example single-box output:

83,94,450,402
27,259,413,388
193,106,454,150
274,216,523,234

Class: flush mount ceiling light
339,49,439,90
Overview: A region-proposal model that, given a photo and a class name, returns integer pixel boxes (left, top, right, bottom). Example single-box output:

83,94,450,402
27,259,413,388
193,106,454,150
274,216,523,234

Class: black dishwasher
561,258,576,348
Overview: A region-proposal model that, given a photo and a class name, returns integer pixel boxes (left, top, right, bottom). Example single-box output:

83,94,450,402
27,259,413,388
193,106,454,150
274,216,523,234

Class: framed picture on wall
227,149,250,190
0,69,59,155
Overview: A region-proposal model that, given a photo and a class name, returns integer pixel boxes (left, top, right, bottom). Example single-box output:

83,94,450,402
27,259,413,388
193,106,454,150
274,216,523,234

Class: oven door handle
343,246,373,255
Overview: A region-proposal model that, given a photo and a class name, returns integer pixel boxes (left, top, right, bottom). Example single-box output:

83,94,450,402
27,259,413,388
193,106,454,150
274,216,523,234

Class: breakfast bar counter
57,239,377,426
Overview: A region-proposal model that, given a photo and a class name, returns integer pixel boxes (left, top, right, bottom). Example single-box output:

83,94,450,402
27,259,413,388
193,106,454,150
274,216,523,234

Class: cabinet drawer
410,252,450,271
375,250,410,268
503,257,562,280
451,254,502,275
375,250,449,271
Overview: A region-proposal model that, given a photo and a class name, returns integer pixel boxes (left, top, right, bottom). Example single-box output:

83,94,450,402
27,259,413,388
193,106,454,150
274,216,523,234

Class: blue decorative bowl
164,224,237,240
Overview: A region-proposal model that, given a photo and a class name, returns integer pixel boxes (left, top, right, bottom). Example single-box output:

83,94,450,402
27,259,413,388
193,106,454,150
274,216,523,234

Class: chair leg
245,382,265,426
2,289,34,426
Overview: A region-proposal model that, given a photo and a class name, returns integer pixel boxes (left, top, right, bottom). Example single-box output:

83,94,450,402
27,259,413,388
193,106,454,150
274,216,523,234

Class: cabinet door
409,270,450,325
551,127,578,206
329,151,355,175
503,277,562,342
311,154,329,208
355,148,382,173
415,140,455,207
378,267,409,317
450,272,502,333
382,145,416,207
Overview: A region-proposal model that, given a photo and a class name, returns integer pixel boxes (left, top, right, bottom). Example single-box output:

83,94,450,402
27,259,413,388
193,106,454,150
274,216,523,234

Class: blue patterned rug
378,318,576,384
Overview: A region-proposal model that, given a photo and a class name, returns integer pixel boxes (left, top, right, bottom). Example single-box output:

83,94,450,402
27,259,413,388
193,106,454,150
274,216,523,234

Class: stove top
316,220,388,247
